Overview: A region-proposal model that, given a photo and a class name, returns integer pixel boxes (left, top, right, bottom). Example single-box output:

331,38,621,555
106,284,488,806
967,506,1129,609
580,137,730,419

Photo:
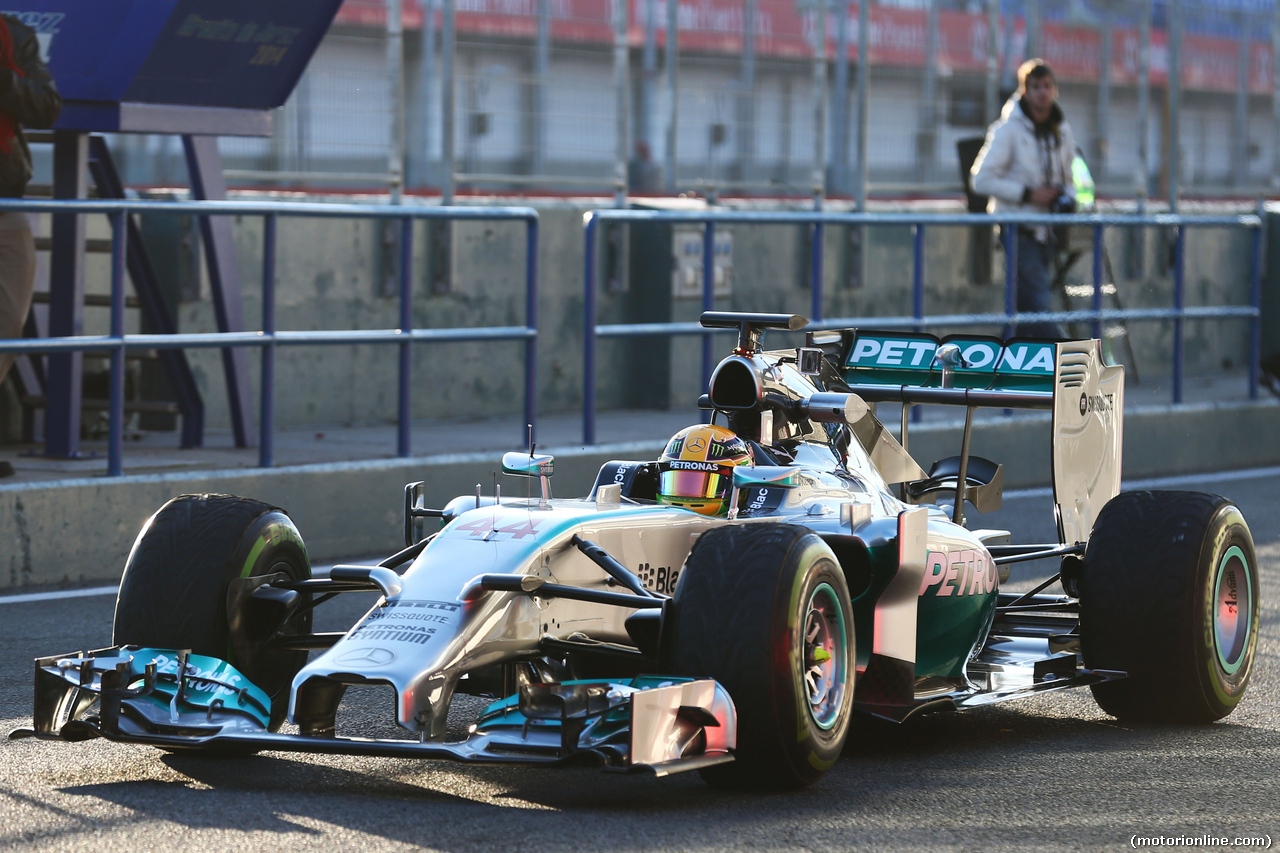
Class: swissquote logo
1079,391,1114,416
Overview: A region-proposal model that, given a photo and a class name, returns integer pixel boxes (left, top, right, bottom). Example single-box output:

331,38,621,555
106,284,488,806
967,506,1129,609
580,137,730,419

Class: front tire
664,524,854,789
113,494,312,730
1079,490,1259,723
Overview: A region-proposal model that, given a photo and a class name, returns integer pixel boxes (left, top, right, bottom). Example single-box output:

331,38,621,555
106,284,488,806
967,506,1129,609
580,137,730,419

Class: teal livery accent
915,586,999,678
848,541,898,671
848,525,999,679
913,535,999,678
843,332,1056,393
117,648,272,728
476,676,697,734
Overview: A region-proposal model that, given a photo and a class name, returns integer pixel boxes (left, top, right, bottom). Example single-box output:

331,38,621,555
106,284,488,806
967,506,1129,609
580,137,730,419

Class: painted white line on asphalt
1003,465,1280,502
1000,485,1055,500
0,562,372,606
0,585,117,604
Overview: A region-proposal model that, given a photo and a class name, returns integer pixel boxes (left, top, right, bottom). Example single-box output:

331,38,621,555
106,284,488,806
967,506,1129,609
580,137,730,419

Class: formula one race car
14,312,1260,789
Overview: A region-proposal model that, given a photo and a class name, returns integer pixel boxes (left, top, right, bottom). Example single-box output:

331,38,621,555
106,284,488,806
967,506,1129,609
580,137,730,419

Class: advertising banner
334,0,1272,95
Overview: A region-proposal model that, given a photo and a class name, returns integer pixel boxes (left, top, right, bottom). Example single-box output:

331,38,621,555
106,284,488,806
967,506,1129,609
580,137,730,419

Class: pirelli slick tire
664,523,854,789
1079,490,1259,723
113,494,312,731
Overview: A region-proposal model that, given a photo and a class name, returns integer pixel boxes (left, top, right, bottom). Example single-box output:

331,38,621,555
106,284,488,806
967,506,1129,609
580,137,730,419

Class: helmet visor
659,465,731,501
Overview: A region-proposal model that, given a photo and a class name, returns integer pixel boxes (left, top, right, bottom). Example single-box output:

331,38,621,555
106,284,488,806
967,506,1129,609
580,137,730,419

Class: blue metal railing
0,198,539,476
581,209,1263,444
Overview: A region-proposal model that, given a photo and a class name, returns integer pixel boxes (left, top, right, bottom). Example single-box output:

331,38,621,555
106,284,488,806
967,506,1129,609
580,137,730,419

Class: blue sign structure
3,0,345,459
4,0,343,133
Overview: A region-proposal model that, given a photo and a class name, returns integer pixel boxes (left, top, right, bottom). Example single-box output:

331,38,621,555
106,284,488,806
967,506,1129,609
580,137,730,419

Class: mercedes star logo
688,436,706,452
335,647,396,667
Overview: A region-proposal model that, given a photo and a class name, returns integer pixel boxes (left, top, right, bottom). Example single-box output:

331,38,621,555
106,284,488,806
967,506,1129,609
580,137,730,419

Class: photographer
0,13,60,390
971,59,1076,339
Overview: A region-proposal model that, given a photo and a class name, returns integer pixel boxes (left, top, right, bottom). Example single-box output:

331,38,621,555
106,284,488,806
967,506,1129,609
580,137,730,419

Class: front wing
10,646,737,777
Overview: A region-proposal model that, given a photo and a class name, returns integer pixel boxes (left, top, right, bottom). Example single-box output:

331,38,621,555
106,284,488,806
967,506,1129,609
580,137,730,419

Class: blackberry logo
637,562,679,595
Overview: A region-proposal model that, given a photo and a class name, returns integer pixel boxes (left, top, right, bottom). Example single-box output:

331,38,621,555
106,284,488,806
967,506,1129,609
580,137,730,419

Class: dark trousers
1010,229,1063,339
0,212,34,384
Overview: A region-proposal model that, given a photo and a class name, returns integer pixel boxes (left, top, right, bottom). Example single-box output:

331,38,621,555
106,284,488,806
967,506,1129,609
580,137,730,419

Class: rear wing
813,330,1124,546
840,330,1056,396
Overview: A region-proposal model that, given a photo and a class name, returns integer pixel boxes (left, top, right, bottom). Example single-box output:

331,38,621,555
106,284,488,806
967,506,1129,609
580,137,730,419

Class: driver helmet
656,424,753,516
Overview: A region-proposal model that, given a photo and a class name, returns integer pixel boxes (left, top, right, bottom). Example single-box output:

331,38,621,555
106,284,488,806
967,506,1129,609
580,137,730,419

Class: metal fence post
1274,2,1280,193
1003,225,1017,340
1091,224,1104,341
1096,2,1112,186
702,221,716,390
911,220,924,423
1234,10,1250,190
985,0,999,125
917,0,939,185
1249,210,1263,400
419,0,437,188
613,0,629,206
525,216,539,446
854,0,869,212
387,0,405,202
534,0,550,179
1169,0,1182,213
811,222,825,322
398,216,415,456
442,0,456,204
832,0,850,196
665,0,679,194
107,210,127,478
912,223,925,328
260,213,278,468
737,0,757,185
1025,0,1040,58
811,0,827,210
1138,0,1151,203
852,0,869,292
1173,224,1186,404
583,214,599,444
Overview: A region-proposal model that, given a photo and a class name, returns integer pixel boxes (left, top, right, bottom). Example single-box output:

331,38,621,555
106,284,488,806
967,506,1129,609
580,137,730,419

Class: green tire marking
241,533,269,578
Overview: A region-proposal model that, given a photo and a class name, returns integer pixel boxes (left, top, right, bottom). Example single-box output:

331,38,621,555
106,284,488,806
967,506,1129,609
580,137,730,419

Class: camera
1049,190,1076,214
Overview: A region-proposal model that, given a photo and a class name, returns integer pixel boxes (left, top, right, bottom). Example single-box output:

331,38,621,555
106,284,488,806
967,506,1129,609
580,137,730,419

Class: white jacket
971,95,1077,240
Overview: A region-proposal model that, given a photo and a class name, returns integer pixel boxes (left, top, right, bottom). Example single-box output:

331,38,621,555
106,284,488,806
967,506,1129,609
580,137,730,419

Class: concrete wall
4,396,1276,590
165,199,1256,432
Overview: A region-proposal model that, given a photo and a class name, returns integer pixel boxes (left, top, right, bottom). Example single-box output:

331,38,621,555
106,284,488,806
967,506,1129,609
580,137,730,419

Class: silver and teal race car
12,312,1260,790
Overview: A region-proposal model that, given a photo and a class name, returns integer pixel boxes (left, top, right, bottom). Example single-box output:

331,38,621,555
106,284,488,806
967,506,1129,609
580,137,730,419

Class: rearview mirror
502,452,555,478
502,452,555,506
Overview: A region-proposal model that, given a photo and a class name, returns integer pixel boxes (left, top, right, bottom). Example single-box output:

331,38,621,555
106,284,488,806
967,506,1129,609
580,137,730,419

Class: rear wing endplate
818,330,1123,545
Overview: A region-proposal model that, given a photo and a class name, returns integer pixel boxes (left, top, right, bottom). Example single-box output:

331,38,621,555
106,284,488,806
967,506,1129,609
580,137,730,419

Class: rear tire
1079,490,1259,723
113,494,312,730
663,524,854,789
